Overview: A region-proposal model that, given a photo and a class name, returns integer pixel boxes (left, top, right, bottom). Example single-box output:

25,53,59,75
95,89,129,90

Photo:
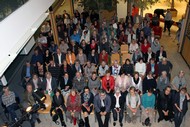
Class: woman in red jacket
102,70,115,95
141,38,150,54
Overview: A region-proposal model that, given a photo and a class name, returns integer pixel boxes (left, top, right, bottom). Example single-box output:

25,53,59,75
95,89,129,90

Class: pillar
49,9,59,46
70,0,74,16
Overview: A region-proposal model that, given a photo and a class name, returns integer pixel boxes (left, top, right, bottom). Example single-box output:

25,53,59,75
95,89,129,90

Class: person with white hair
111,88,125,127
157,71,170,92
110,60,121,77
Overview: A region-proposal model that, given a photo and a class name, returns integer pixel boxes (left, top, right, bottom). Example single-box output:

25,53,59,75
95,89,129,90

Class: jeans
6,103,18,122
174,112,184,127
96,112,110,127
112,108,124,123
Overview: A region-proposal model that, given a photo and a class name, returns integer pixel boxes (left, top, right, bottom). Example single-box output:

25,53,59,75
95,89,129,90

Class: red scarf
70,94,76,103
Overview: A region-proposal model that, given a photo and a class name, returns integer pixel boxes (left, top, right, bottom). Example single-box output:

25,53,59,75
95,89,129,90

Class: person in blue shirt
141,88,155,126
70,30,81,44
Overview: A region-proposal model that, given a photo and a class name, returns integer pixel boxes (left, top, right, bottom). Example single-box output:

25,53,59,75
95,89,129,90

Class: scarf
70,94,76,103
133,77,139,85
83,93,90,104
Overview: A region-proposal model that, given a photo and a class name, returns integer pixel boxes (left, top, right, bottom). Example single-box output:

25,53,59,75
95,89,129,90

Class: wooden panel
111,53,120,64
182,36,190,66
121,53,131,64
120,45,129,54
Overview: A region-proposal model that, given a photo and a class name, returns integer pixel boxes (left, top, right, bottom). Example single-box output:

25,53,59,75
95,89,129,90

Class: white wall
117,1,127,21
0,0,55,76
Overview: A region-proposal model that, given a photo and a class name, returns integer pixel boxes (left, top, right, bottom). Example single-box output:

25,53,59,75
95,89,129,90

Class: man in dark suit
144,47,156,63
21,61,34,88
59,73,72,91
43,72,57,92
156,46,167,62
126,12,133,25
173,88,190,127
154,9,166,19
94,90,111,127
29,73,43,91
53,48,65,67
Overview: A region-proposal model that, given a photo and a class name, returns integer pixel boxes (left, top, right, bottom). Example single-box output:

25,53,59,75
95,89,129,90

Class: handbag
144,117,150,126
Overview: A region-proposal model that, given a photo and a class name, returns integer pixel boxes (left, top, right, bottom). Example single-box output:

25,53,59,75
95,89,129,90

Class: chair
111,53,120,64
124,106,142,123
153,26,162,38
120,45,129,54
146,13,153,20
121,53,131,64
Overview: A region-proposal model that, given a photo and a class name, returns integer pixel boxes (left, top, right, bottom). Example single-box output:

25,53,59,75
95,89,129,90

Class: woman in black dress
81,86,94,127
50,89,67,127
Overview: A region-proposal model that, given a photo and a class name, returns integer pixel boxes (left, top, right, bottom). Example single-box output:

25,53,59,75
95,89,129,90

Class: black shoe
36,118,41,124
61,121,66,127
113,122,116,126
120,122,123,127
157,118,161,123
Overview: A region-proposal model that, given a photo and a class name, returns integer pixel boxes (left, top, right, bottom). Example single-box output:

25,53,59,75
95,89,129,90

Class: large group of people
1,6,189,127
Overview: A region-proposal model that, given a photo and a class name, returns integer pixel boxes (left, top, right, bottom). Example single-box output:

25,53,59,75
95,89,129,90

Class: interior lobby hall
0,0,190,127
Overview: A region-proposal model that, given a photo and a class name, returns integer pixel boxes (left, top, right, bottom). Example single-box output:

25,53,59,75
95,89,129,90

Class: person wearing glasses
94,90,111,127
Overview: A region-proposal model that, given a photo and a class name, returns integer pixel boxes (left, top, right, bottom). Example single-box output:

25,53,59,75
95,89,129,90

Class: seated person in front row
24,83,41,126
174,87,190,127
81,87,94,127
141,88,156,126
66,89,81,126
157,86,174,123
126,86,141,124
111,88,125,127
50,89,67,127
94,90,111,127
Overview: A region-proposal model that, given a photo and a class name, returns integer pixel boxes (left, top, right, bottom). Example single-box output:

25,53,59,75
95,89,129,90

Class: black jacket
59,77,72,90
157,92,173,112
156,50,167,62
81,92,94,107
122,64,134,76
51,94,66,113
111,94,125,110
144,52,155,63
142,77,157,94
